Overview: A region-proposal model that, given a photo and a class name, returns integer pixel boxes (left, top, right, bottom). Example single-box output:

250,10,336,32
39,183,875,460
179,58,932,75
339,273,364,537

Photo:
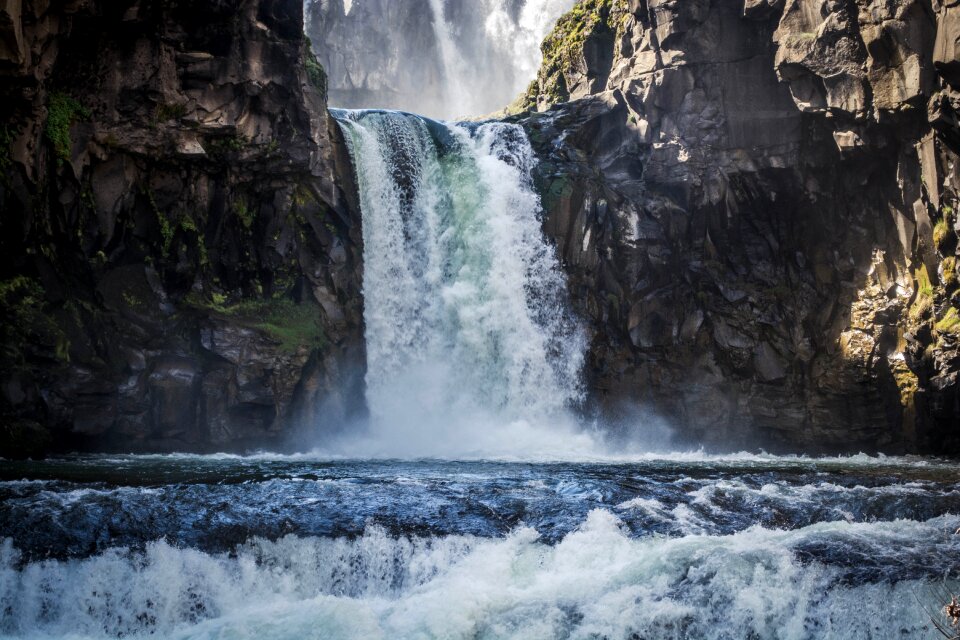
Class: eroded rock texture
519,0,960,452
0,0,364,457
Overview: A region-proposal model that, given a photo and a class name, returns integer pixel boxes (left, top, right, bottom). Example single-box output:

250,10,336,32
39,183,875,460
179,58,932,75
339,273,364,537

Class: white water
334,110,590,458
426,0,577,118
482,0,578,100
310,0,576,119
426,0,472,118
1,510,950,639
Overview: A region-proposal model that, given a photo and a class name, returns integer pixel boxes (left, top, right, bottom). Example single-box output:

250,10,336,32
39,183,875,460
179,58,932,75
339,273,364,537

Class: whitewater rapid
2,454,959,639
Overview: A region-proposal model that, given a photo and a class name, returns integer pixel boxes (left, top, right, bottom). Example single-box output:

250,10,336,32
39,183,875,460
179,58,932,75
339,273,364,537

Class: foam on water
0,511,952,639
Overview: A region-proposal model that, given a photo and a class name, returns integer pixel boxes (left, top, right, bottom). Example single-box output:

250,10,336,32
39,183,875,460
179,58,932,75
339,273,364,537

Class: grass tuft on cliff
187,293,325,354
533,0,621,110
45,92,90,166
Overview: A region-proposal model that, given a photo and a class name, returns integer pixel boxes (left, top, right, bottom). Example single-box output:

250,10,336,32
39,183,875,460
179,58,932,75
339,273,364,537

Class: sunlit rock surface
2,0,959,456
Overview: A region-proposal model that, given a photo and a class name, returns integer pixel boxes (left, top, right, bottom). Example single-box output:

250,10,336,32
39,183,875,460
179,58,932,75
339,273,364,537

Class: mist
306,0,576,120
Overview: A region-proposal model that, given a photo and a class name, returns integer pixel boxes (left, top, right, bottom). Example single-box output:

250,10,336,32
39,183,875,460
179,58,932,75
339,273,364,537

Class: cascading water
333,109,592,457
306,0,577,119
1,8,955,640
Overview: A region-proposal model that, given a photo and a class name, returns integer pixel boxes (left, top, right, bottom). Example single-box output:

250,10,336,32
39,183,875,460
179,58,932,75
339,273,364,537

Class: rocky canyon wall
0,0,365,457
517,0,960,453
2,0,959,457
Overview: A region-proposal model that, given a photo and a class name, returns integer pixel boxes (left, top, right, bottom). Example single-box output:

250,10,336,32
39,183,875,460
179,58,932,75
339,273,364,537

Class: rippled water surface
2,453,959,639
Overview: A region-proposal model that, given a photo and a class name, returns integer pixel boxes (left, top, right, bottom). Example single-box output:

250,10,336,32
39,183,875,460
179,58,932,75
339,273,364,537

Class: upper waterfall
333,110,591,457
307,0,577,119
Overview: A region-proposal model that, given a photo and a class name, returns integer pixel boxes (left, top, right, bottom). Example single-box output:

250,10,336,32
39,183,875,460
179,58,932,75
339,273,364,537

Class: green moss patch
188,294,325,354
534,0,620,109
0,277,70,368
233,198,255,229
45,92,90,166
934,206,956,254
943,257,957,290
935,306,960,335
305,54,328,100
909,264,934,322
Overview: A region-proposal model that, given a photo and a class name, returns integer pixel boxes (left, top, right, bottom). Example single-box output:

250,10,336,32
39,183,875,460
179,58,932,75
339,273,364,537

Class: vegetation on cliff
44,93,90,166
518,0,625,112
186,293,326,354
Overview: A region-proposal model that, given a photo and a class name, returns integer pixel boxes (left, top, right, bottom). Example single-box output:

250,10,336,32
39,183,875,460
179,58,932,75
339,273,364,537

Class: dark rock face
519,0,960,453
4,0,958,457
0,0,365,457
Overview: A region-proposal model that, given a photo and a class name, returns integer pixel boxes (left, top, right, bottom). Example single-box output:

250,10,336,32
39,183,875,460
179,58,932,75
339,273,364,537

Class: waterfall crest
333,110,589,456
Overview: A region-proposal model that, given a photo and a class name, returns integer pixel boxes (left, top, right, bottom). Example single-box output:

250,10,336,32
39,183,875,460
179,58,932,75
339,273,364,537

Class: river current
1,453,959,638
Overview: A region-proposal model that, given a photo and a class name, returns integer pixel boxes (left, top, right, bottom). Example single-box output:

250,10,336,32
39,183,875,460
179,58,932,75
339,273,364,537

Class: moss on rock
0,277,71,369
936,306,960,335
942,256,957,290
909,264,934,322
187,294,325,354
532,0,622,111
45,92,90,166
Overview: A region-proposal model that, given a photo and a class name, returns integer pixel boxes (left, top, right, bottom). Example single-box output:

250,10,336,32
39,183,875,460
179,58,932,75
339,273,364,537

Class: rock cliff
0,0,364,457
517,0,960,452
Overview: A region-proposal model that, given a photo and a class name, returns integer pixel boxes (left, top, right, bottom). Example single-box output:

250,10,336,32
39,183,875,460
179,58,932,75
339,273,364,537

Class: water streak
308,0,577,119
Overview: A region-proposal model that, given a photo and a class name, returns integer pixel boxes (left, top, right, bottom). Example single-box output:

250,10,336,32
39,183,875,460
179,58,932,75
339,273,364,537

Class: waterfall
333,110,589,457
426,0,471,119
482,0,580,97
307,0,578,120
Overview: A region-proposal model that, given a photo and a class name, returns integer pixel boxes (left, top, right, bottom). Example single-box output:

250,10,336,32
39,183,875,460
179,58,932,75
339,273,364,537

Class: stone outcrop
516,0,960,452
0,0,365,457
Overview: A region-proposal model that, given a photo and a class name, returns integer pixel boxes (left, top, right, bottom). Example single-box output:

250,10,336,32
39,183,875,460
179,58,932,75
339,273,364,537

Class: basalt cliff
1,0,958,457
519,0,960,452
0,0,364,457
